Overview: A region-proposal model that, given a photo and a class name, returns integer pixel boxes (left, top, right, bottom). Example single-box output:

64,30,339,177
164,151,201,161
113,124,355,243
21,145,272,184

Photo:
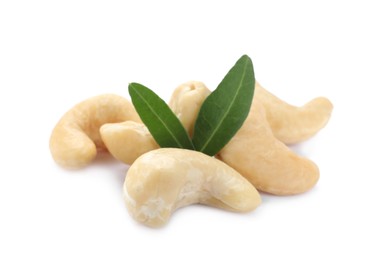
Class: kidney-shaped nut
49,94,141,169
100,121,159,165
168,81,211,136
217,99,319,195
124,148,261,227
255,82,333,144
170,81,333,144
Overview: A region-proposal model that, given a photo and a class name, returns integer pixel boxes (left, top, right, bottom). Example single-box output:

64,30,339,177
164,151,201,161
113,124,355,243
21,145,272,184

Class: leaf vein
199,58,249,153
131,87,184,148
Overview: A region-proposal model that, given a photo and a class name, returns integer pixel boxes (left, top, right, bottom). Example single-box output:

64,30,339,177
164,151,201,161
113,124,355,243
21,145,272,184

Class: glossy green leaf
128,82,195,150
192,55,255,156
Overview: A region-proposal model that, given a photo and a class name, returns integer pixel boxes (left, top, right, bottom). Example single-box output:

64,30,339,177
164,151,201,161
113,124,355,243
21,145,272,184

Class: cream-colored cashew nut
124,148,261,227
100,121,159,165
50,94,140,169
101,81,211,165
255,82,333,144
169,81,333,144
169,81,211,136
216,99,319,195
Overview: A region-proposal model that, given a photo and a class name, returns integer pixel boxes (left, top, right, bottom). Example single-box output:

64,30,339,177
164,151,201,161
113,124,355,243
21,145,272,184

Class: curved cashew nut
255,82,333,144
49,94,140,169
100,121,159,165
216,99,319,195
124,148,261,227
100,81,210,165
168,81,332,144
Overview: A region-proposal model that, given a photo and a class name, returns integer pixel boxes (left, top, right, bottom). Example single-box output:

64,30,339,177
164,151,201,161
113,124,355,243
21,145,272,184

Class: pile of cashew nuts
50,81,333,227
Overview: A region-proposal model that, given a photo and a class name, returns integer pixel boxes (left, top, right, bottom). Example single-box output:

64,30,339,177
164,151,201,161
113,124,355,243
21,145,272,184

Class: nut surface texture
217,100,320,195
255,82,333,144
101,121,159,165
50,94,140,169
168,81,211,136
124,148,261,227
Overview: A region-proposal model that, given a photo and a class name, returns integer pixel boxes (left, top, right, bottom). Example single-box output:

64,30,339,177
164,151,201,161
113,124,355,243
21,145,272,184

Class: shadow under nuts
50,78,332,227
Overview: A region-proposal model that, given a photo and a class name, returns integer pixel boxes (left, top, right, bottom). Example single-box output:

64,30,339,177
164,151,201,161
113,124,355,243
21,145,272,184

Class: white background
1,0,381,259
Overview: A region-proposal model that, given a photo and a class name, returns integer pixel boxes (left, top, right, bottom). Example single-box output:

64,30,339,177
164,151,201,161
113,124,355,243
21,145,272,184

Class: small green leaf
128,82,195,150
192,55,255,156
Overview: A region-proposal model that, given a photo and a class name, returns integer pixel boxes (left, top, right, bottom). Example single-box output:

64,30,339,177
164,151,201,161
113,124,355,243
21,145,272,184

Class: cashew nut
216,99,319,195
124,148,261,227
168,81,211,136
100,121,159,165
49,94,140,169
169,81,333,144
255,82,333,144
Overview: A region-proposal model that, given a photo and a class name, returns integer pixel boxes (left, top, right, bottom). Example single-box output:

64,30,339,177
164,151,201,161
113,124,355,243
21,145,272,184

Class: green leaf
128,82,195,150
192,55,255,156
